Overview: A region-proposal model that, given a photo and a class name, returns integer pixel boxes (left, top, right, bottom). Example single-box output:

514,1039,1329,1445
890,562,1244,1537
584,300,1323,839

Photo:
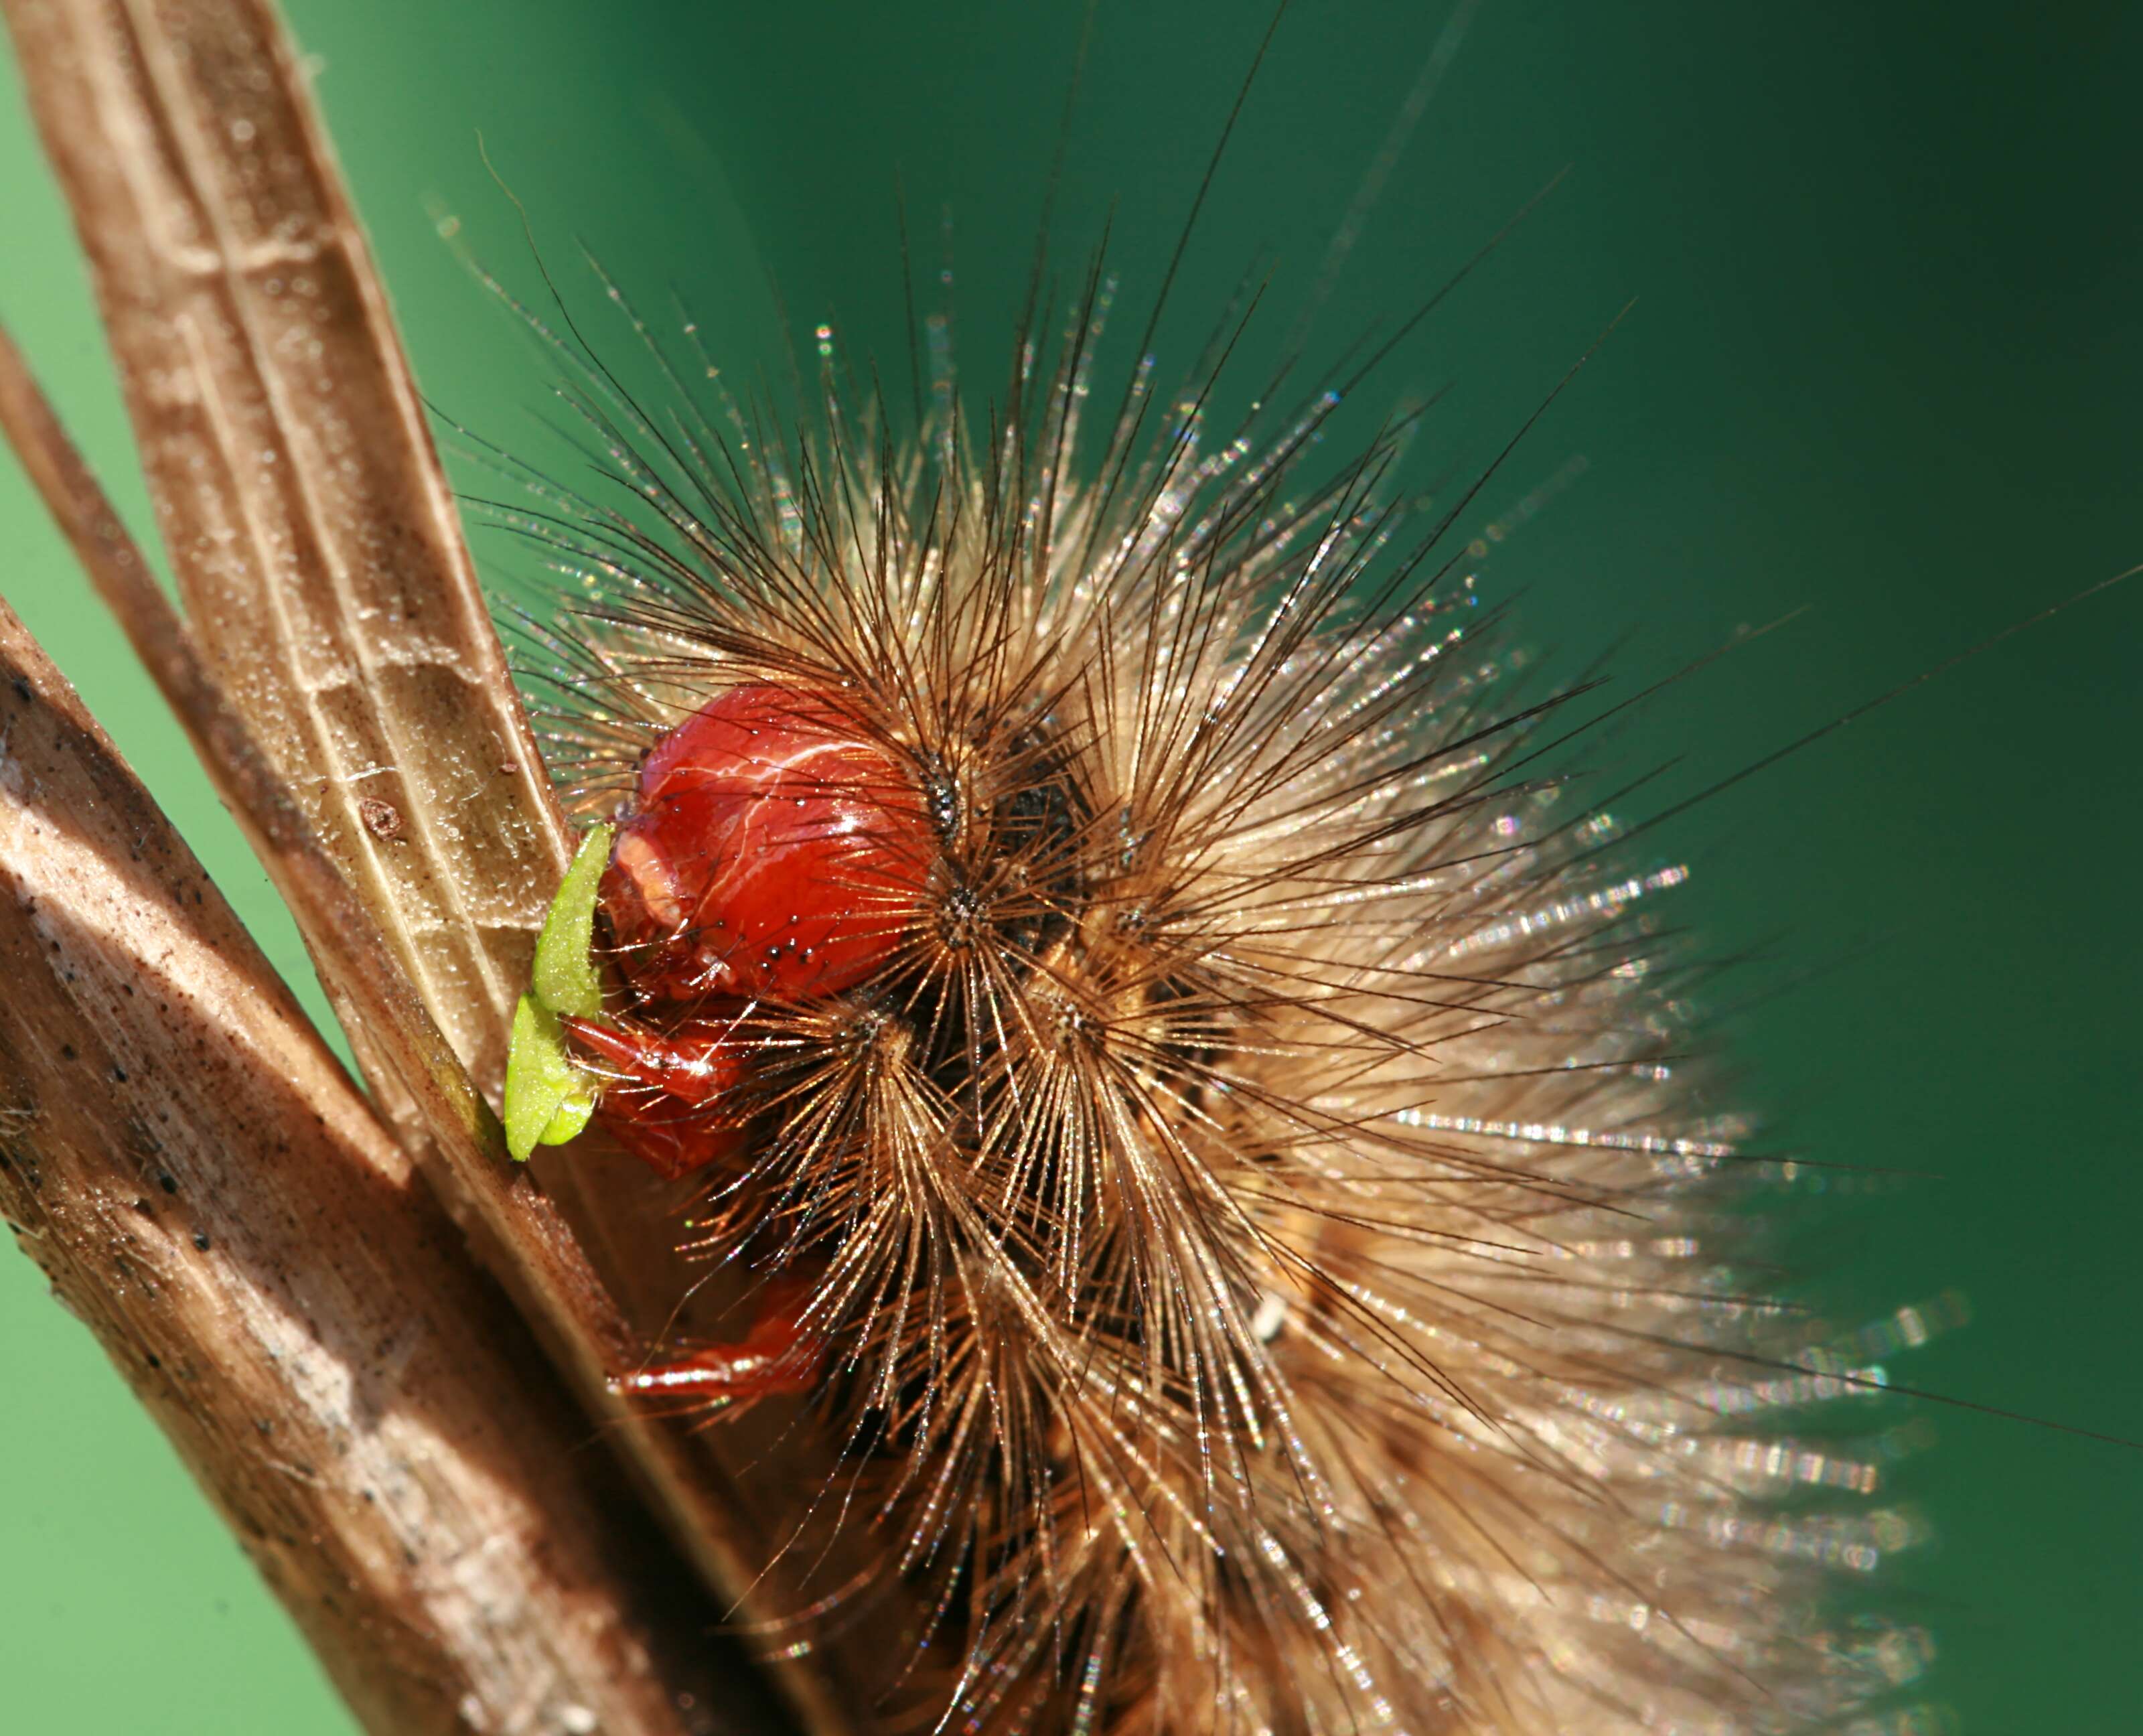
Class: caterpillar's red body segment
583,684,927,1178
599,684,929,1004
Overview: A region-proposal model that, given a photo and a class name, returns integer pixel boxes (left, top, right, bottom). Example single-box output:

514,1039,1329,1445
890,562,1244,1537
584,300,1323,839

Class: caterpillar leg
617,1279,822,1406
561,1013,751,1179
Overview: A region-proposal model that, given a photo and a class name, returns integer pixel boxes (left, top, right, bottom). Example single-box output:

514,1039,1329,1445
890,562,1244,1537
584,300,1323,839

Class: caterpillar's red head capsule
599,684,929,1003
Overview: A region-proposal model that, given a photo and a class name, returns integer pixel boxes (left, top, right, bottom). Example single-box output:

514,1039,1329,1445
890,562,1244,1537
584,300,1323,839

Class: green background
2,1,2138,1728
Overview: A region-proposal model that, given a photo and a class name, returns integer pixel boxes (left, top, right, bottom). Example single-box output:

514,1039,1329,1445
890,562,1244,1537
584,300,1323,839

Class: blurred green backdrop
1,1,2137,1729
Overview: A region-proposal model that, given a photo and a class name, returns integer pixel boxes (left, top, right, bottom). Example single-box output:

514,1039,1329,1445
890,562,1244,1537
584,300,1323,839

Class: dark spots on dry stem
358,797,403,842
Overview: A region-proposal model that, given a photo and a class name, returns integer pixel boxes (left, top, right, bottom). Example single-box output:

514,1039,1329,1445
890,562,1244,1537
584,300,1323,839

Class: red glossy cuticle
564,1014,754,1179
562,1013,746,1108
619,1275,824,1402
599,684,929,1003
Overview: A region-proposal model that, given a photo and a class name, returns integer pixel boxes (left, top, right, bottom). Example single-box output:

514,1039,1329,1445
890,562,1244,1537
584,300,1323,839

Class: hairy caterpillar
1,3,2136,1732
469,6,2129,1733
496,217,1925,1729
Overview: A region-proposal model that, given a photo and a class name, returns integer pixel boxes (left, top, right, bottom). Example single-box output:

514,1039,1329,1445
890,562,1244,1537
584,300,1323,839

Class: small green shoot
502,822,615,1160
532,821,613,1018
504,995,599,1159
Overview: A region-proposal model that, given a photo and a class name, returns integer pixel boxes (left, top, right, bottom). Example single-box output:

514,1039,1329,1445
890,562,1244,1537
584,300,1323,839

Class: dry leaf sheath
0,594,786,1735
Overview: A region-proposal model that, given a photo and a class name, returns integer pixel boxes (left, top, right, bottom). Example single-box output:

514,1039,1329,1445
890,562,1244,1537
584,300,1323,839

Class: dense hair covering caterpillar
482,32,1949,1725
